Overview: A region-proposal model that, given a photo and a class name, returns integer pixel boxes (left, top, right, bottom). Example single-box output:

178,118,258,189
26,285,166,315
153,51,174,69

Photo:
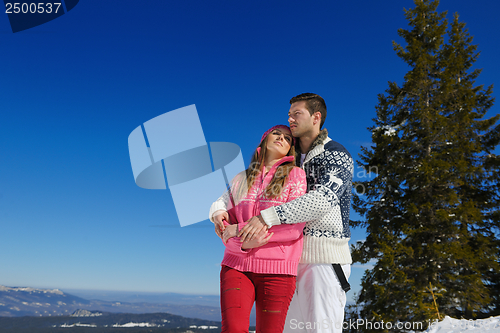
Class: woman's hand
213,210,230,239
241,229,274,249
238,215,268,242
222,224,238,244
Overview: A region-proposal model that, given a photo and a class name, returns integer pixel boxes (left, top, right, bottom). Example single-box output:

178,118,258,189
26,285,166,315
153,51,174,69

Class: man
238,93,353,333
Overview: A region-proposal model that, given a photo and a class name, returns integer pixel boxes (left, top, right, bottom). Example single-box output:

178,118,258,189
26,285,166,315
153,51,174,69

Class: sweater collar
295,128,329,165
309,128,329,152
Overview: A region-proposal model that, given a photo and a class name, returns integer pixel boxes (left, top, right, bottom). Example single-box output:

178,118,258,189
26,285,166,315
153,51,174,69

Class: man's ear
313,112,321,126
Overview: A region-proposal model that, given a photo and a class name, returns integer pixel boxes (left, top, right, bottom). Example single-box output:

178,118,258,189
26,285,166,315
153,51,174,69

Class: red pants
220,265,296,333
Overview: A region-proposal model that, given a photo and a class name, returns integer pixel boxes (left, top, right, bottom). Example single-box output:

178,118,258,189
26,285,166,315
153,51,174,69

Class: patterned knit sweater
261,129,353,264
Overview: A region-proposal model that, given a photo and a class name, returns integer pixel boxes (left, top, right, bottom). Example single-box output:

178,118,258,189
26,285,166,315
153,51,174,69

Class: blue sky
1,0,499,304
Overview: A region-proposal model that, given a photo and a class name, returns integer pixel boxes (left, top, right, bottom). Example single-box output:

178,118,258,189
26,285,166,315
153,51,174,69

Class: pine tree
351,0,500,330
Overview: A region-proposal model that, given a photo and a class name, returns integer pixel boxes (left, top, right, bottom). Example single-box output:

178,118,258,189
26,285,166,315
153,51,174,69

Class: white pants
284,263,351,333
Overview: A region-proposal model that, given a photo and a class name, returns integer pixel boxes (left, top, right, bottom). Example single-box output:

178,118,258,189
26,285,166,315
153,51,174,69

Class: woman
209,125,307,333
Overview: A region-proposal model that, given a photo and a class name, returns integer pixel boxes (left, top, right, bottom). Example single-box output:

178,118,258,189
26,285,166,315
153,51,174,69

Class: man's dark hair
290,93,327,129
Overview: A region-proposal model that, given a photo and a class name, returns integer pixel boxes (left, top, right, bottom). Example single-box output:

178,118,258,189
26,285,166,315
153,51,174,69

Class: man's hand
238,215,268,243
213,210,229,239
222,224,238,244
242,229,273,249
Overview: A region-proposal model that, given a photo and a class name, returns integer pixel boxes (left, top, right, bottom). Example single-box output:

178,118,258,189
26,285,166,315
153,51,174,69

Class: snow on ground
112,322,154,327
60,323,97,327
417,315,500,333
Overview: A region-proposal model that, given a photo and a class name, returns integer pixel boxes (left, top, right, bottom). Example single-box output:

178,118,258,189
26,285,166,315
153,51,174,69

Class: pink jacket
212,156,307,275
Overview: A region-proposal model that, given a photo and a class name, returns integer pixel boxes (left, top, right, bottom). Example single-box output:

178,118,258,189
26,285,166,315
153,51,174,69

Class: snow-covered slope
418,315,500,333
0,285,64,295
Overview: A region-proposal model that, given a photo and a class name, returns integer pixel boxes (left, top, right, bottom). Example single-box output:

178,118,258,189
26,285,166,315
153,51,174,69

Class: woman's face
266,127,293,158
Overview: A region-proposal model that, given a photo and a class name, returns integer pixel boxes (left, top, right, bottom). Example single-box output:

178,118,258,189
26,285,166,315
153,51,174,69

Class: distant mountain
0,311,221,332
0,286,220,322
0,286,91,317
64,289,220,308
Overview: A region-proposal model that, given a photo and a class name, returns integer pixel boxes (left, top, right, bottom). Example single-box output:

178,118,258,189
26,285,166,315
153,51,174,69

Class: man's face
288,101,315,137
